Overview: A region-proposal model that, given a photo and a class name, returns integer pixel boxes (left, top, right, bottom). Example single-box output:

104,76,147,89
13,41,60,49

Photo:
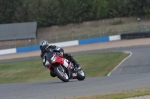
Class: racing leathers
40,45,80,69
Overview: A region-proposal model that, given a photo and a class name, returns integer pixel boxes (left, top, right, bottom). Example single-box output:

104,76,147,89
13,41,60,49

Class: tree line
0,0,150,27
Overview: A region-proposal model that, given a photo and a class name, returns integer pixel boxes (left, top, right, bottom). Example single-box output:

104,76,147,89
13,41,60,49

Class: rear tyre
77,69,85,81
54,65,69,82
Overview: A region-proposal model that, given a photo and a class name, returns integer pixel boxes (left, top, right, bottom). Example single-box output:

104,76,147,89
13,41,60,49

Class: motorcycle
46,51,85,82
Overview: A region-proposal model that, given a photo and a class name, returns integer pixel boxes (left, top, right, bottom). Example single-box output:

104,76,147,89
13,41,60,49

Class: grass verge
65,87,150,99
0,52,128,84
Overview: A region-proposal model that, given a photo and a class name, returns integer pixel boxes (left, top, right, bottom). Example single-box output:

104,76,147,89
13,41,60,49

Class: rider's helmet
39,40,49,52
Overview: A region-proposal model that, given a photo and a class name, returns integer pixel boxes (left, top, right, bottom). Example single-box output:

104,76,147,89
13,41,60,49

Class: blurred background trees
0,0,150,27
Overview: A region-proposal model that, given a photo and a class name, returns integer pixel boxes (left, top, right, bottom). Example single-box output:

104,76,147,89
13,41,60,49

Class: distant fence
121,31,150,39
0,22,37,40
0,17,150,50
0,32,150,55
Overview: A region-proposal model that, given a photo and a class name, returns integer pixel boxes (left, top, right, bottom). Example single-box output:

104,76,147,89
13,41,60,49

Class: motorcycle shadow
41,79,79,85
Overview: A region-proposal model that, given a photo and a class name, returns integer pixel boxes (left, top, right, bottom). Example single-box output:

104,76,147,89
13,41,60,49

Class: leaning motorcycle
46,51,85,82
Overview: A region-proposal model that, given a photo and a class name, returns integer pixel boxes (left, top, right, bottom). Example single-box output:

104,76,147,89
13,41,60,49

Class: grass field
0,52,128,84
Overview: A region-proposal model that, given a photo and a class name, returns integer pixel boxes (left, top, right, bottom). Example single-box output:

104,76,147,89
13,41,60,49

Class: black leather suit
40,45,79,67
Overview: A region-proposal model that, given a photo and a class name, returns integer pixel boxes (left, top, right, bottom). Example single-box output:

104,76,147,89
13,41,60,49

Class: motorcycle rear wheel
77,69,85,81
54,65,69,82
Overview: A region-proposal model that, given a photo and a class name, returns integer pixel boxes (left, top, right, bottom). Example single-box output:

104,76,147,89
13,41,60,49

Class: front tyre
77,69,85,81
54,65,69,82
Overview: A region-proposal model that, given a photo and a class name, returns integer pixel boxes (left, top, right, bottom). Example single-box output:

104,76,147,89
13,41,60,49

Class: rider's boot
69,57,82,71
73,61,81,70
64,53,81,70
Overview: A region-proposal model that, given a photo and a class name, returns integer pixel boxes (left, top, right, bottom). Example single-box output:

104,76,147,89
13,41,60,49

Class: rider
39,40,81,72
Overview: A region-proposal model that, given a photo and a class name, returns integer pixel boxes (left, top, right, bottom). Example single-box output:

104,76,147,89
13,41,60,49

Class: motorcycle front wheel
54,65,69,82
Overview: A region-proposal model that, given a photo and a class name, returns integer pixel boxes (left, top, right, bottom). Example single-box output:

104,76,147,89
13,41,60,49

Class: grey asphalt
0,45,150,99
109,46,150,75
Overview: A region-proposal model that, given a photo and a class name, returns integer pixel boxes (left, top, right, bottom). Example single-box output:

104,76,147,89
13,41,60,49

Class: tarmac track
0,45,150,99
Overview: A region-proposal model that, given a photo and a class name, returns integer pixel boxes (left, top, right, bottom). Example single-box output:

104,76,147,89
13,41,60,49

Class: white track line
107,51,132,76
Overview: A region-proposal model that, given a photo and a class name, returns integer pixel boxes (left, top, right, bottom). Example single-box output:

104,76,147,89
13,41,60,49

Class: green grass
76,52,128,77
65,87,150,99
0,52,129,84
0,60,58,84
